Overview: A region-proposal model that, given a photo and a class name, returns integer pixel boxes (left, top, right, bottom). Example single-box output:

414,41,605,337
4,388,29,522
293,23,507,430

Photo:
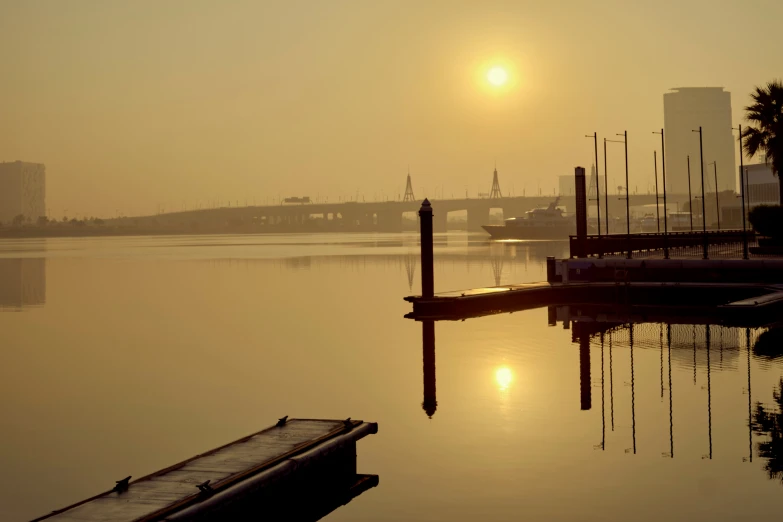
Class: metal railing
570,230,755,259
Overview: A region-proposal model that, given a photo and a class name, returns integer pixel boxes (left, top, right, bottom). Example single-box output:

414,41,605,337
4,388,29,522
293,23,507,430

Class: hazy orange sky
2,0,781,217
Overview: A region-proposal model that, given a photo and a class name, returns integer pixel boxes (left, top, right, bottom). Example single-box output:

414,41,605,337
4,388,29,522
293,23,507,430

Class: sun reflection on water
495,366,514,392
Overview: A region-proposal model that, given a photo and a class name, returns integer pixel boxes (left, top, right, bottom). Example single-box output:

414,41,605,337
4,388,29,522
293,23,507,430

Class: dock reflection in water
419,305,783,488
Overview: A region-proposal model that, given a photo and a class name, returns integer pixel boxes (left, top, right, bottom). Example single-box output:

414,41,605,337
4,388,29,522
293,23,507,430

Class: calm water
2,233,783,521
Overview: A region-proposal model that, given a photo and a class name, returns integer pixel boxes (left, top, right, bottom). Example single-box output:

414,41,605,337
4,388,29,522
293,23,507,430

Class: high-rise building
663,88,736,196
558,175,574,196
0,161,46,224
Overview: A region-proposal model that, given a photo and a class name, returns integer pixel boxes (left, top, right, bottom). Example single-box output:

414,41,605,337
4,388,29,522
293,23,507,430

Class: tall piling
574,166,588,258
419,199,434,298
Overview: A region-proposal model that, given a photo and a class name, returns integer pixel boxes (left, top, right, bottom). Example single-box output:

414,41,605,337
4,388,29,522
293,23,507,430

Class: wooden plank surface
37,419,350,522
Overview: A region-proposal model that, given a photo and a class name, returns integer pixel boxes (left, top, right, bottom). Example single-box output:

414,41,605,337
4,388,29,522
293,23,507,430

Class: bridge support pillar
466,208,489,232
433,207,447,233
376,211,402,232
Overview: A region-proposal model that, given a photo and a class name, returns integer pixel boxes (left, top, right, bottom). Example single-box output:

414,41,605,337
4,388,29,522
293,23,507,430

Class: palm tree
741,80,783,203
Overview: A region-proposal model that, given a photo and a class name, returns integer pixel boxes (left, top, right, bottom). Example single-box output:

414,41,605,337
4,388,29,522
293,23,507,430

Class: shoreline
0,226,437,239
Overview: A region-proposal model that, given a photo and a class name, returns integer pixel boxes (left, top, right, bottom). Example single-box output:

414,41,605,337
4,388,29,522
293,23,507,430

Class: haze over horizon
2,0,781,218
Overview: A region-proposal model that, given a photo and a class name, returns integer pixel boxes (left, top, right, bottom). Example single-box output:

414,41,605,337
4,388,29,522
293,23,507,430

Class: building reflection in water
556,304,783,476
0,258,46,311
416,300,783,486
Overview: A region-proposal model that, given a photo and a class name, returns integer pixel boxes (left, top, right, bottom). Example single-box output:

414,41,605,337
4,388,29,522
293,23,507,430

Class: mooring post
419,199,434,298
546,256,556,283
574,166,588,258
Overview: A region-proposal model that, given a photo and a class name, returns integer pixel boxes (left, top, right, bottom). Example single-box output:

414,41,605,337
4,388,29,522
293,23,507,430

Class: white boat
482,198,577,240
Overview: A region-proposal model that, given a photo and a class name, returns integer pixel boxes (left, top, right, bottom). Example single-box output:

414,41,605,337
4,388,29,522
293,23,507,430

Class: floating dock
405,254,783,320
405,281,783,321
34,418,378,522
407,199,783,321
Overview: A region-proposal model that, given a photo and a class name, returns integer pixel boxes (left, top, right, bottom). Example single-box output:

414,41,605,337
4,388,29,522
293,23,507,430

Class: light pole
586,132,602,236
653,129,669,258
653,151,660,232
604,137,631,243
708,161,720,230
603,138,610,234
607,132,630,258
733,125,748,259
692,127,708,259
620,131,629,243
686,155,694,231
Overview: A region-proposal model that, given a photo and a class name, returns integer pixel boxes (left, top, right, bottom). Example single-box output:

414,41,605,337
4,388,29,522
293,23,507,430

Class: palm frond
742,126,767,158
743,79,783,172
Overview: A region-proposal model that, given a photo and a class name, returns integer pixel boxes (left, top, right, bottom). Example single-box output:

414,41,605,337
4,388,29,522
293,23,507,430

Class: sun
487,66,508,87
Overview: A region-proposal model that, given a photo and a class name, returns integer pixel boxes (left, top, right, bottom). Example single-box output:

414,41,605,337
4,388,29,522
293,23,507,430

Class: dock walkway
34,418,378,522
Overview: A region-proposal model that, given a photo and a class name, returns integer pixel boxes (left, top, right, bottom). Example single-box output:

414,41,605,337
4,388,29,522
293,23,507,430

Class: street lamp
686,155,694,231
607,132,630,258
619,131,629,241
733,125,748,259
707,161,720,230
603,138,610,233
585,132,602,237
692,127,708,259
606,139,629,232
653,150,660,232
652,129,669,258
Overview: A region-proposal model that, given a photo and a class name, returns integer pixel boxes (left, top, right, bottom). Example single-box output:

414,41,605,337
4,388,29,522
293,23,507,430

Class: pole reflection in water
660,323,664,399
601,332,606,450
422,320,437,419
609,332,614,431
747,327,753,463
580,335,591,411
630,323,636,455
667,324,674,459
706,324,713,460
540,308,783,489
693,325,697,385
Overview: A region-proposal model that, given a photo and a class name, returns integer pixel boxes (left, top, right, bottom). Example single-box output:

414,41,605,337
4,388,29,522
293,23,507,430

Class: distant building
721,162,779,226
664,88,736,195
558,175,574,196
0,161,46,224
744,162,780,207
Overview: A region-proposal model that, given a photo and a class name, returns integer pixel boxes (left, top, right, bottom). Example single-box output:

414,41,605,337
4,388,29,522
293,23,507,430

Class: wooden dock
405,281,783,321
34,418,378,522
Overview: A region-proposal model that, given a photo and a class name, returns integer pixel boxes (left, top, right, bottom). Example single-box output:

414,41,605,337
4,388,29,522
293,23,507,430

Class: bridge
122,194,693,233
118,172,693,233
